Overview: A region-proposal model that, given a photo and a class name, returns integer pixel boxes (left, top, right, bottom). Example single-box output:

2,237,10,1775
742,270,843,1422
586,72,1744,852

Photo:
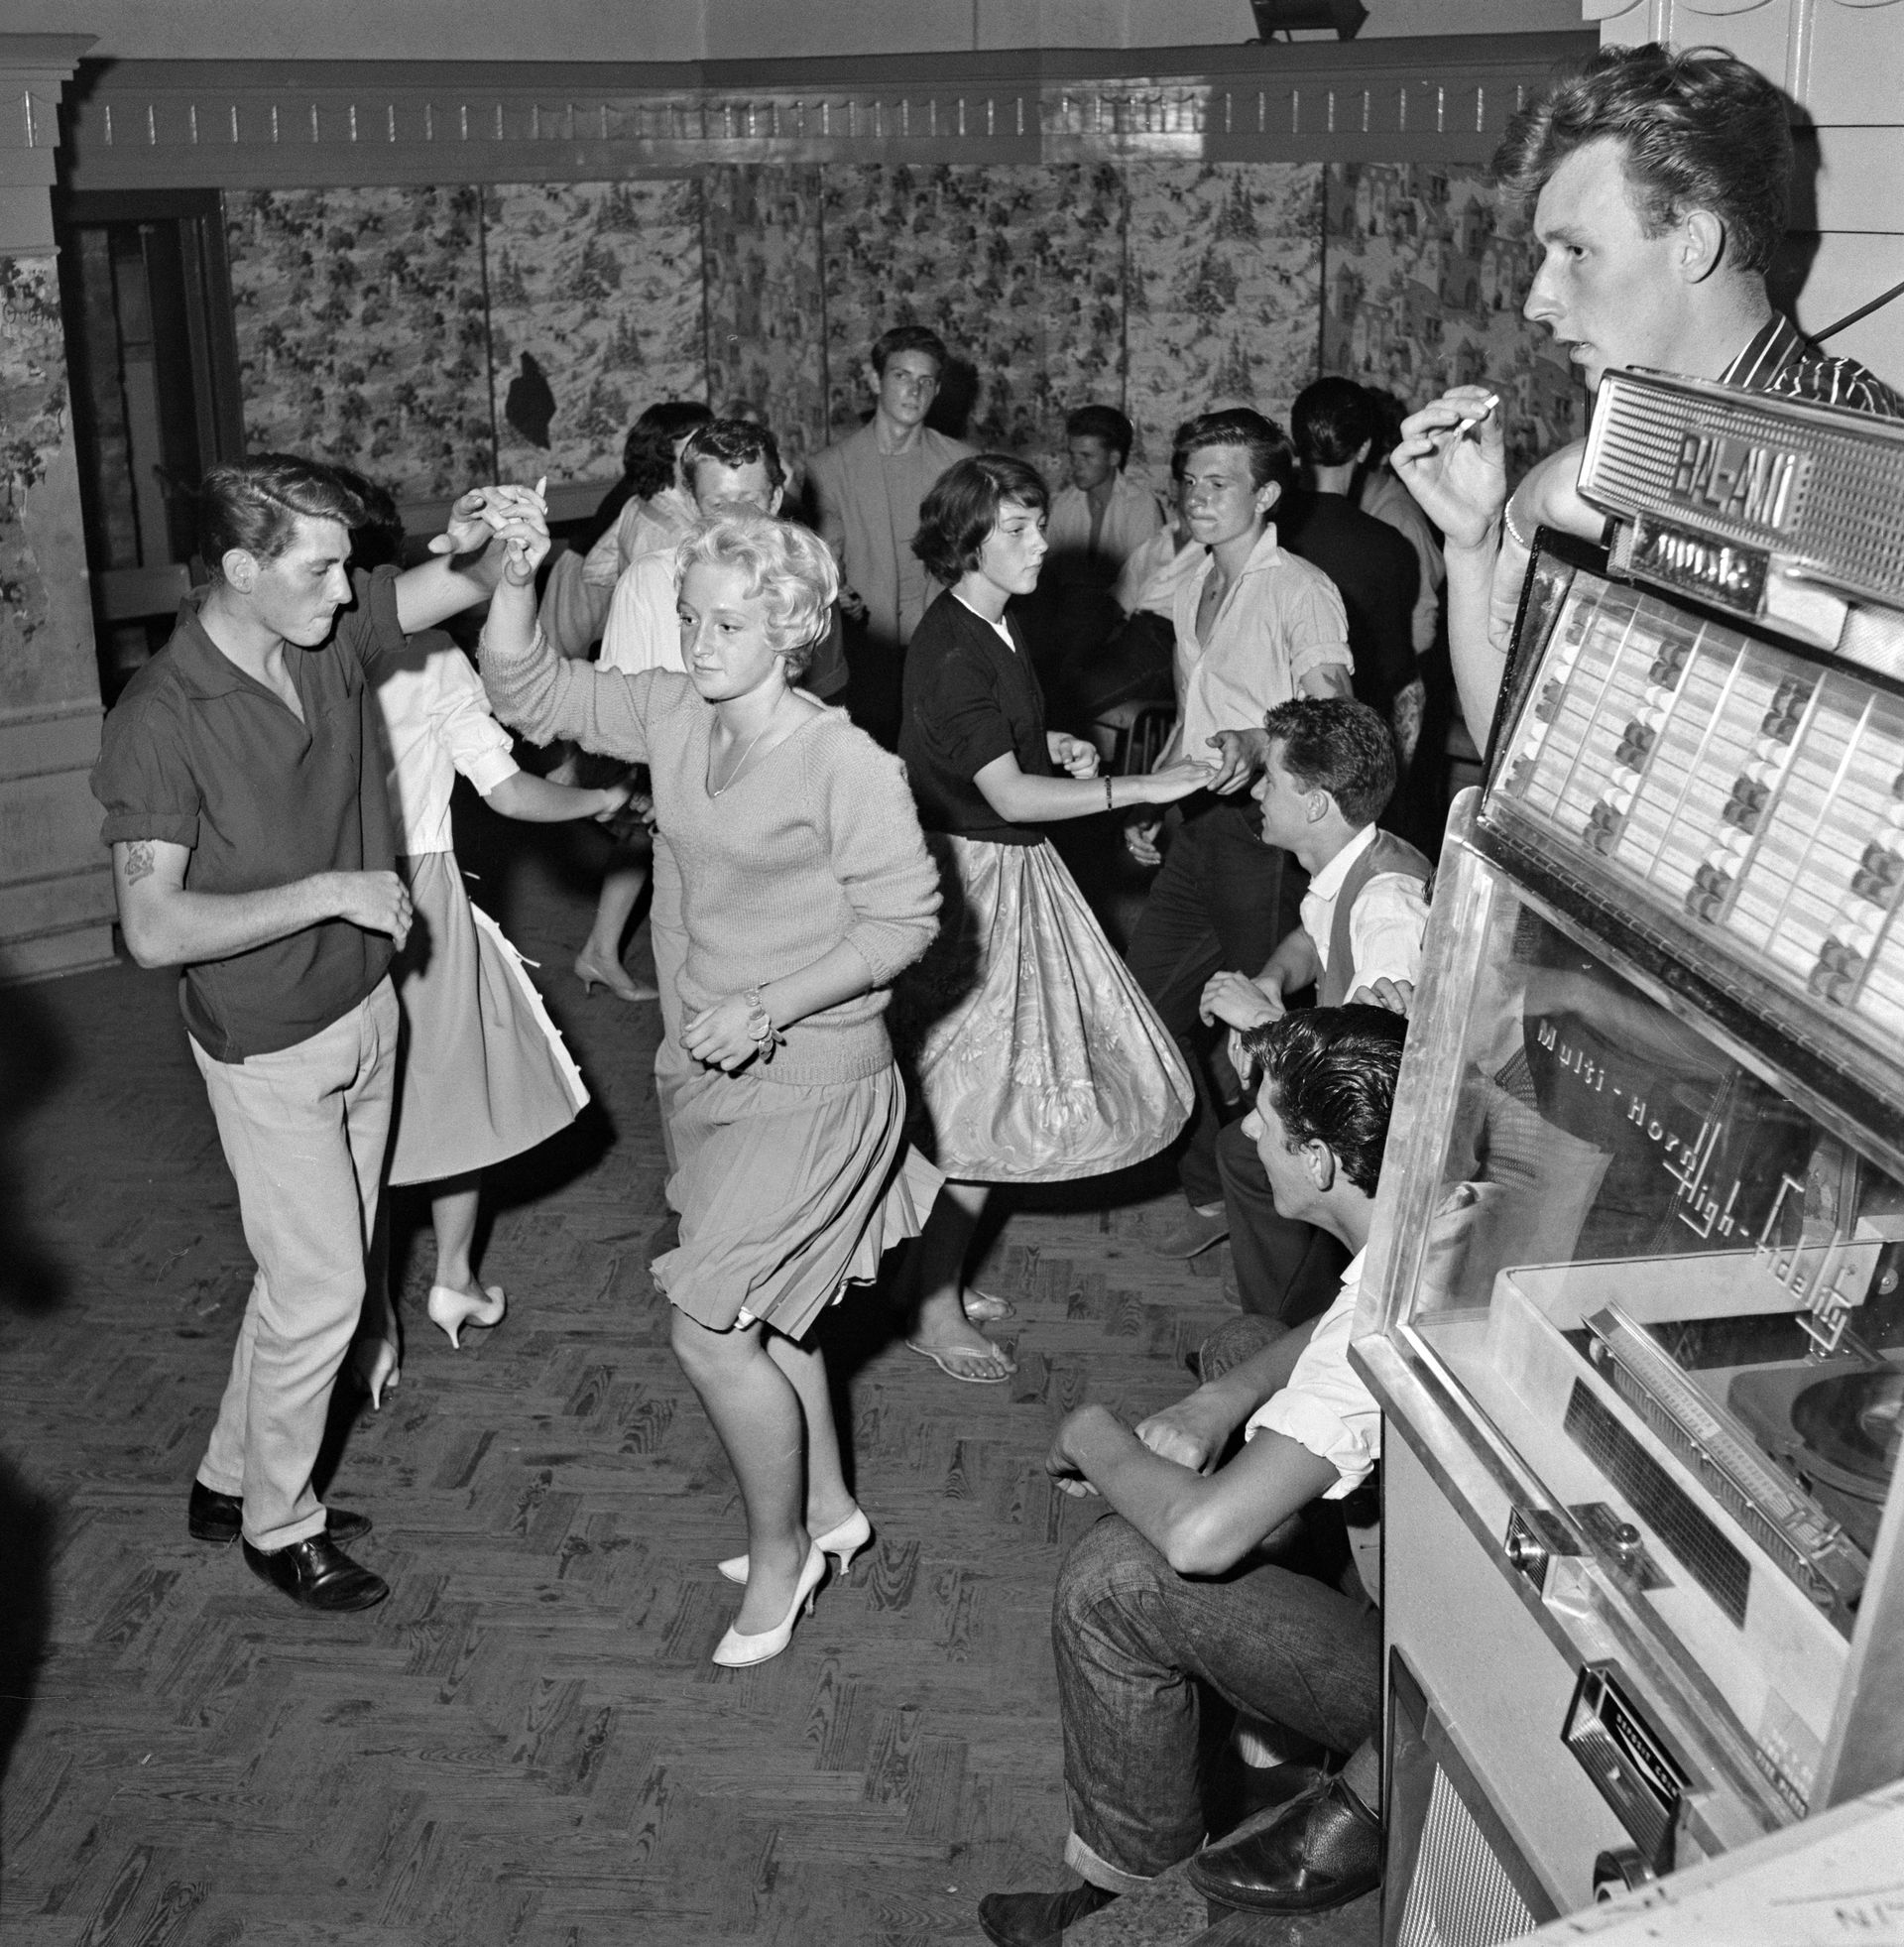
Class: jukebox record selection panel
1498,569,1904,1038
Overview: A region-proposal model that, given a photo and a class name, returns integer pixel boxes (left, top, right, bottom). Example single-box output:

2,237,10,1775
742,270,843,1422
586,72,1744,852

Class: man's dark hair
679,418,786,499
1242,1005,1406,1199
198,454,364,579
622,400,715,499
912,453,1049,586
871,324,950,377
1065,404,1134,467
1493,42,1792,278
1361,387,1410,468
1291,377,1376,471
1262,696,1396,829
1173,409,1298,498
328,465,405,571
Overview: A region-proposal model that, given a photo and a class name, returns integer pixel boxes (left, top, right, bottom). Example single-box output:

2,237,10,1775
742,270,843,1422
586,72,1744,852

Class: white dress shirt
1300,823,1431,995
1163,526,1351,765
1246,1249,1377,1497
376,634,519,856
599,550,689,677
1046,471,1166,577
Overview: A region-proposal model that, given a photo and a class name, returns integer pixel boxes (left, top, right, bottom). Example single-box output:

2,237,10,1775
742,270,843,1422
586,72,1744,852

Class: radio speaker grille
1396,1770,1540,1947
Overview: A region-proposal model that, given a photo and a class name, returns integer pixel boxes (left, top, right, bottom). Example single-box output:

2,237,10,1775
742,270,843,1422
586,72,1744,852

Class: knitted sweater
482,629,940,1084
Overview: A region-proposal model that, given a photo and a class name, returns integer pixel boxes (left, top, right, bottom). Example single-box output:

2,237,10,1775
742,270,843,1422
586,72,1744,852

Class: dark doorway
54,190,244,702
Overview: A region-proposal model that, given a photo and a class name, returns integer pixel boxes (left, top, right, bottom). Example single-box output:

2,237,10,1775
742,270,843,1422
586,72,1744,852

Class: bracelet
1103,775,1115,812
743,985,785,1062
1502,501,1533,553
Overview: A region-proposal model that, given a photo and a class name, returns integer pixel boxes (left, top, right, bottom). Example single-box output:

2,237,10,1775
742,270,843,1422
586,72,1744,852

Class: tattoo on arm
123,841,156,886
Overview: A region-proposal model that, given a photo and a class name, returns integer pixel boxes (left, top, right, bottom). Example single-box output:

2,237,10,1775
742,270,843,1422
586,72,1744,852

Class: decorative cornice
0,34,96,192
60,32,1596,190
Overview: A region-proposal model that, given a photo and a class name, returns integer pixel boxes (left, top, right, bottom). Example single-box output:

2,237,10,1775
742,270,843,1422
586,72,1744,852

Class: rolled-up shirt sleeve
1347,874,1430,995
427,645,520,798
92,687,202,850
1245,1254,1380,1498
1283,573,1354,692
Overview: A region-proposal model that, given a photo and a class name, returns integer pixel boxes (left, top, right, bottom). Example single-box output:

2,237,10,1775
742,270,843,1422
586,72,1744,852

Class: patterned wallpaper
1,255,96,709
220,160,1571,506
1322,162,1583,486
1126,163,1323,477
703,165,827,484
226,186,493,500
488,179,704,489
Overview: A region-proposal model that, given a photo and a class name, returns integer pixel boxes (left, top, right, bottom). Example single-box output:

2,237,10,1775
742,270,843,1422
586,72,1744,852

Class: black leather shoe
242,1533,389,1612
1187,1773,1380,1913
977,1883,1119,1947
189,1482,371,1546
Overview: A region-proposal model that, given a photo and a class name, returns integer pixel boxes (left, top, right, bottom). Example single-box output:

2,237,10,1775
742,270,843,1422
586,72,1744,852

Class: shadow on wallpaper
222,158,1576,504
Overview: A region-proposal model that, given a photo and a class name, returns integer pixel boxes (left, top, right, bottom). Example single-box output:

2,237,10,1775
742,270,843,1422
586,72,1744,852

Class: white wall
37,0,1584,62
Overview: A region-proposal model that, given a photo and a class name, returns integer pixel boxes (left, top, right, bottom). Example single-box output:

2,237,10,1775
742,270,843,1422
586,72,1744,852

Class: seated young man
979,1006,1405,1947
1200,697,1429,1325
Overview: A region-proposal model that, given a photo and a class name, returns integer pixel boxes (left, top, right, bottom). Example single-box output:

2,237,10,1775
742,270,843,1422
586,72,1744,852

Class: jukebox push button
1504,1506,1576,1593
1563,1664,1692,1877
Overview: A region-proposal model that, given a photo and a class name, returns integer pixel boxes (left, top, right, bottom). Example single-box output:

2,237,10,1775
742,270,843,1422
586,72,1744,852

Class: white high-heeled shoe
426,1282,506,1350
353,1338,401,1411
718,1506,871,1585
711,1541,827,1669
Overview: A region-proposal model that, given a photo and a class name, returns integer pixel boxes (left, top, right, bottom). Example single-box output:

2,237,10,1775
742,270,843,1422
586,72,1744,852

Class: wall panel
1321,161,1582,484
1126,162,1322,473
225,185,493,499
487,178,705,488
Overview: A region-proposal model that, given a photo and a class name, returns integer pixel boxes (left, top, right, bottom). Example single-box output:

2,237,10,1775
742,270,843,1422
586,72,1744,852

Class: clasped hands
1125,727,1264,865
1043,1389,1236,1498
682,991,773,1073
429,478,552,584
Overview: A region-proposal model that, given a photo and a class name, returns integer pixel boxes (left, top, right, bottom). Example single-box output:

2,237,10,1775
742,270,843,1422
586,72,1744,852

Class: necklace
707,700,785,798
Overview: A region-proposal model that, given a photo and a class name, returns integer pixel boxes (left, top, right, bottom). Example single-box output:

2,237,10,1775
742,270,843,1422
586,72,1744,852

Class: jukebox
1353,372,1904,1940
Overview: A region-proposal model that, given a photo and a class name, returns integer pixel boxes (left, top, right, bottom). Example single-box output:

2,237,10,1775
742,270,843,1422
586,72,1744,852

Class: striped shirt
1717,311,1904,419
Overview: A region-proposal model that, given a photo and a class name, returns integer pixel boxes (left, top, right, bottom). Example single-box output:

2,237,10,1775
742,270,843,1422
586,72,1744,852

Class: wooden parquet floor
0,808,1377,1947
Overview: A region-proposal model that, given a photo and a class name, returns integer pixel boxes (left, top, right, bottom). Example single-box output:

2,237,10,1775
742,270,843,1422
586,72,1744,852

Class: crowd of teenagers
89,41,1904,1946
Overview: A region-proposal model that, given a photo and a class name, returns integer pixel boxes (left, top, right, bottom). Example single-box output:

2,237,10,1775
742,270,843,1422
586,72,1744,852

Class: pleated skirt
894,834,1194,1183
653,1058,940,1338
388,850,588,1186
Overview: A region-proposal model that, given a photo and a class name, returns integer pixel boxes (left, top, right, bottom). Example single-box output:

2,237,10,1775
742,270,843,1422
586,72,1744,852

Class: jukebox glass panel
1392,856,1904,1813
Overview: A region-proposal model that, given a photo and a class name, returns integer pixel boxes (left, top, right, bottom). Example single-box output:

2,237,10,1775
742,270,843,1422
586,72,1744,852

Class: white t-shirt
1245,1249,1378,1499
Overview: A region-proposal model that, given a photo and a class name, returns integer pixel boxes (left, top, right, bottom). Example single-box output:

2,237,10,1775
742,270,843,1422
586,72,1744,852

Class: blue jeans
1126,797,1296,1207
1054,1512,1381,1890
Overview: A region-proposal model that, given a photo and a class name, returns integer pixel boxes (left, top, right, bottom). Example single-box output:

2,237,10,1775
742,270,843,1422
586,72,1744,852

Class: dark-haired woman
894,455,1208,1382
556,400,714,1003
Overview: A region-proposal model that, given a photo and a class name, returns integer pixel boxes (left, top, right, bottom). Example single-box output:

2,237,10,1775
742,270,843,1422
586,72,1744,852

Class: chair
1090,700,1178,777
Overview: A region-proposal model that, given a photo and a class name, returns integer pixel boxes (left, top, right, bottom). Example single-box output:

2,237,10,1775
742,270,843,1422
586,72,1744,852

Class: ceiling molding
58,32,1596,189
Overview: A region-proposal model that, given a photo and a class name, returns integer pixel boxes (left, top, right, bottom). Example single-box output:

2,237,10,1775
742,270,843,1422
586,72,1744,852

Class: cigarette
534,475,546,501
1452,395,1499,439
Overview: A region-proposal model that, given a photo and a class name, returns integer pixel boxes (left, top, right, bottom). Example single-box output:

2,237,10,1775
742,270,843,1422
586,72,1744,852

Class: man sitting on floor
1200,696,1429,1325
979,1006,1404,1947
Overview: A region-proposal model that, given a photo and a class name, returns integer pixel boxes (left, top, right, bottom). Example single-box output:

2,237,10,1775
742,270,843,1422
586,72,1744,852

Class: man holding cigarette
92,455,536,1613
1393,41,1901,749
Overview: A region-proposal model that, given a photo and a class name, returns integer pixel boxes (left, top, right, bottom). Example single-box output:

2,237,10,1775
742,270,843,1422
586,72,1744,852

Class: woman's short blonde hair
676,514,839,678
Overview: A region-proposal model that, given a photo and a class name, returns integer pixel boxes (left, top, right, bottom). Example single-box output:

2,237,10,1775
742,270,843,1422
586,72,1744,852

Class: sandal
905,1338,1016,1384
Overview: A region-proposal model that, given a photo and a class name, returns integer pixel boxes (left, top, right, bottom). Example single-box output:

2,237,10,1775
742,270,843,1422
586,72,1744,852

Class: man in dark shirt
91,454,535,1613
1280,379,1420,757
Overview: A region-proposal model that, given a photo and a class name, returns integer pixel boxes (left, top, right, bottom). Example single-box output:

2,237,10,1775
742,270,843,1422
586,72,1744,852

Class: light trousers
190,980,399,1550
